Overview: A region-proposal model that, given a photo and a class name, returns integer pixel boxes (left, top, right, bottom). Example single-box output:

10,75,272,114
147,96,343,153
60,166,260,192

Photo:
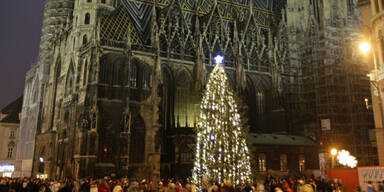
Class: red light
103,148,108,152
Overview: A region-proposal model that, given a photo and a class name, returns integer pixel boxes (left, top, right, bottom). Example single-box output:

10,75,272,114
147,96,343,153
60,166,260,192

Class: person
379,181,384,192
282,181,292,192
90,181,98,192
367,181,376,192
112,181,123,192
98,180,110,192
297,179,313,192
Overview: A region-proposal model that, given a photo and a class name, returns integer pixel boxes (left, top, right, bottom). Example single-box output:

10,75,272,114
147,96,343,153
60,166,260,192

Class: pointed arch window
256,90,266,128
142,68,150,89
130,63,137,88
65,62,75,96
174,71,200,128
82,34,88,45
84,13,90,25
83,59,88,86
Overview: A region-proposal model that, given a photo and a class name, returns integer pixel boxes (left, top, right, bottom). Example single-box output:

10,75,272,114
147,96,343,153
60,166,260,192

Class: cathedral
15,0,376,180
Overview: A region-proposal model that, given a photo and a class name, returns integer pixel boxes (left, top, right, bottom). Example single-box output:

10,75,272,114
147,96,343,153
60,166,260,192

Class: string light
192,56,251,189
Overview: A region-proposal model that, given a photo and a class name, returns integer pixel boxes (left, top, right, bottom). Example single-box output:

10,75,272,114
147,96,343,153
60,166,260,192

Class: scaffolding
38,0,74,66
289,15,378,165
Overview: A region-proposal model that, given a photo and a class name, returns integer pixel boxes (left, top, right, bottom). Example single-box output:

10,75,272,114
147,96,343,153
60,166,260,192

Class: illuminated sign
0,164,14,172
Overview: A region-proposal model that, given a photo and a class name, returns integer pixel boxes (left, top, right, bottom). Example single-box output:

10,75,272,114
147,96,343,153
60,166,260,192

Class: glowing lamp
214,55,224,65
359,42,371,54
39,157,44,163
331,148,337,156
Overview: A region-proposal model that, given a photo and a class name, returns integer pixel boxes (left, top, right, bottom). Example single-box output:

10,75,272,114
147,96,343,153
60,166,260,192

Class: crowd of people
0,175,370,192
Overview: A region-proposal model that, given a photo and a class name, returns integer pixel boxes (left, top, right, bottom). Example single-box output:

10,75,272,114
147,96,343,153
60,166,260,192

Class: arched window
84,13,90,25
7,142,15,158
258,153,267,172
130,116,146,163
82,34,88,45
256,91,265,117
142,67,150,89
130,63,137,88
101,0,106,3
65,62,75,95
73,37,76,49
7,147,13,158
83,60,88,86
174,71,200,128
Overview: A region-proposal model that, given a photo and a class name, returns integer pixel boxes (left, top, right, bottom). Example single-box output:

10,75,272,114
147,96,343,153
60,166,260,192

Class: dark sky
0,0,45,109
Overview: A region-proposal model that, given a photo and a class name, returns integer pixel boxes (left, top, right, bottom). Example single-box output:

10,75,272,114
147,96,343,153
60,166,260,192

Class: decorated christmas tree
192,55,252,188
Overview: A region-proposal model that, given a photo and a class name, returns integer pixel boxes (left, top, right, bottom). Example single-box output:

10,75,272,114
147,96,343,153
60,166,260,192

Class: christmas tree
192,55,252,188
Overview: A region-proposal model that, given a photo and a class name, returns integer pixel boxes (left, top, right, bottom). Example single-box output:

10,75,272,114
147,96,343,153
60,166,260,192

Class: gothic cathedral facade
15,0,376,180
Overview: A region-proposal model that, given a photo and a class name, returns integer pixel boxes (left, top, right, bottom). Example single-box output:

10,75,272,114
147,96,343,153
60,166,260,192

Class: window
7,147,13,158
258,153,267,172
84,13,90,25
101,0,106,3
73,37,76,49
280,154,287,172
174,71,200,128
130,64,137,88
10,131,14,138
299,154,305,172
142,69,150,89
87,0,92,2
83,60,88,86
180,153,193,162
82,34,88,45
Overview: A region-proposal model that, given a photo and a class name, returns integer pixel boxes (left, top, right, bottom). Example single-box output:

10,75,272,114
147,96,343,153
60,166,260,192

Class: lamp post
360,39,384,165
331,148,337,168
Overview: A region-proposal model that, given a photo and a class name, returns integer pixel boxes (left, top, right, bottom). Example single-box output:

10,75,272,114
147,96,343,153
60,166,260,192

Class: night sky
0,1,45,109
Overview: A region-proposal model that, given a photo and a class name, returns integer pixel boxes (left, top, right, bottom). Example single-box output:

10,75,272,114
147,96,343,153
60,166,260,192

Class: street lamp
331,148,337,168
359,42,371,54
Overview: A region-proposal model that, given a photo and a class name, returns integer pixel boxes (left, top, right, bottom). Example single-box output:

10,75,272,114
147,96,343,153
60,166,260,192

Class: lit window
7,148,13,158
142,69,150,89
299,154,305,172
280,154,287,172
181,153,193,162
258,153,267,172
130,64,137,88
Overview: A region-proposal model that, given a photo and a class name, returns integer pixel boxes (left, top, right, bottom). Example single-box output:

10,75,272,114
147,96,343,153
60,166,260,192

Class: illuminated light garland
192,59,252,189
336,149,358,168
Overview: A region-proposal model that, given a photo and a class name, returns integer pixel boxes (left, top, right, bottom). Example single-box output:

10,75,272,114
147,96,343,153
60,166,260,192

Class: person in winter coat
98,180,110,192
296,179,313,192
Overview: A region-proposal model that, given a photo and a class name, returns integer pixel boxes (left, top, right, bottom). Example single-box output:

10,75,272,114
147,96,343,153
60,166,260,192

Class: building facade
16,0,375,180
368,0,384,165
0,97,22,177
